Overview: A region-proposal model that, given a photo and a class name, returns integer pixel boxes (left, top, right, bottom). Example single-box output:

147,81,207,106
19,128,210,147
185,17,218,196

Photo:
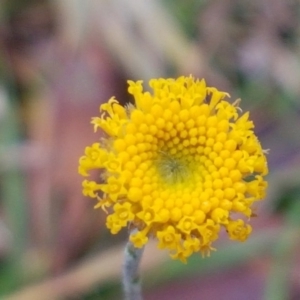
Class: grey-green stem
123,236,145,300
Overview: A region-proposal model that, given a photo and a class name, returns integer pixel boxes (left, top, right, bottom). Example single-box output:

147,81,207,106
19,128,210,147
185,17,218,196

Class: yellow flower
130,230,149,248
78,76,268,262
82,180,102,198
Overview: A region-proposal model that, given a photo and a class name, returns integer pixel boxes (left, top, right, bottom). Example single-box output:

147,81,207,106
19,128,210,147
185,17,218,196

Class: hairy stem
123,236,145,300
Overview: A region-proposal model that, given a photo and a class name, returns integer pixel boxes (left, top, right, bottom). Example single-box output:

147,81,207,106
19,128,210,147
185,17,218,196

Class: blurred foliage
163,0,206,39
265,199,300,300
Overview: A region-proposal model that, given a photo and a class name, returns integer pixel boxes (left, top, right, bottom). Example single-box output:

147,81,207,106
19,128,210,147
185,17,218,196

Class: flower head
79,76,268,262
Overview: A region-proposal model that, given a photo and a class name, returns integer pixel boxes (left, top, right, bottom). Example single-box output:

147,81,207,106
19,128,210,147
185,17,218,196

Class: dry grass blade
6,240,167,300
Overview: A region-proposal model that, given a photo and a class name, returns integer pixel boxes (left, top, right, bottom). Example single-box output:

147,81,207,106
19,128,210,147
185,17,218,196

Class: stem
123,236,145,300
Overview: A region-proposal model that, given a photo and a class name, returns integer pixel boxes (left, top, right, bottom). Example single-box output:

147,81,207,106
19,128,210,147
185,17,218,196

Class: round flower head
79,76,268,263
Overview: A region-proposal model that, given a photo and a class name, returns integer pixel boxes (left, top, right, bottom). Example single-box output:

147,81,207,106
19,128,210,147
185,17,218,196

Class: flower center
156,151,190,184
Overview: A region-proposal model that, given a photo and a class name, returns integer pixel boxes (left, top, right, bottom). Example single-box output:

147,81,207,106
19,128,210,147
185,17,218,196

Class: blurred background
1,0,300,299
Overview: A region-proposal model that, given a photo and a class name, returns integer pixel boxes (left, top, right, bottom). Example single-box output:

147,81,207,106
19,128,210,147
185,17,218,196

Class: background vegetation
1,0,300,299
